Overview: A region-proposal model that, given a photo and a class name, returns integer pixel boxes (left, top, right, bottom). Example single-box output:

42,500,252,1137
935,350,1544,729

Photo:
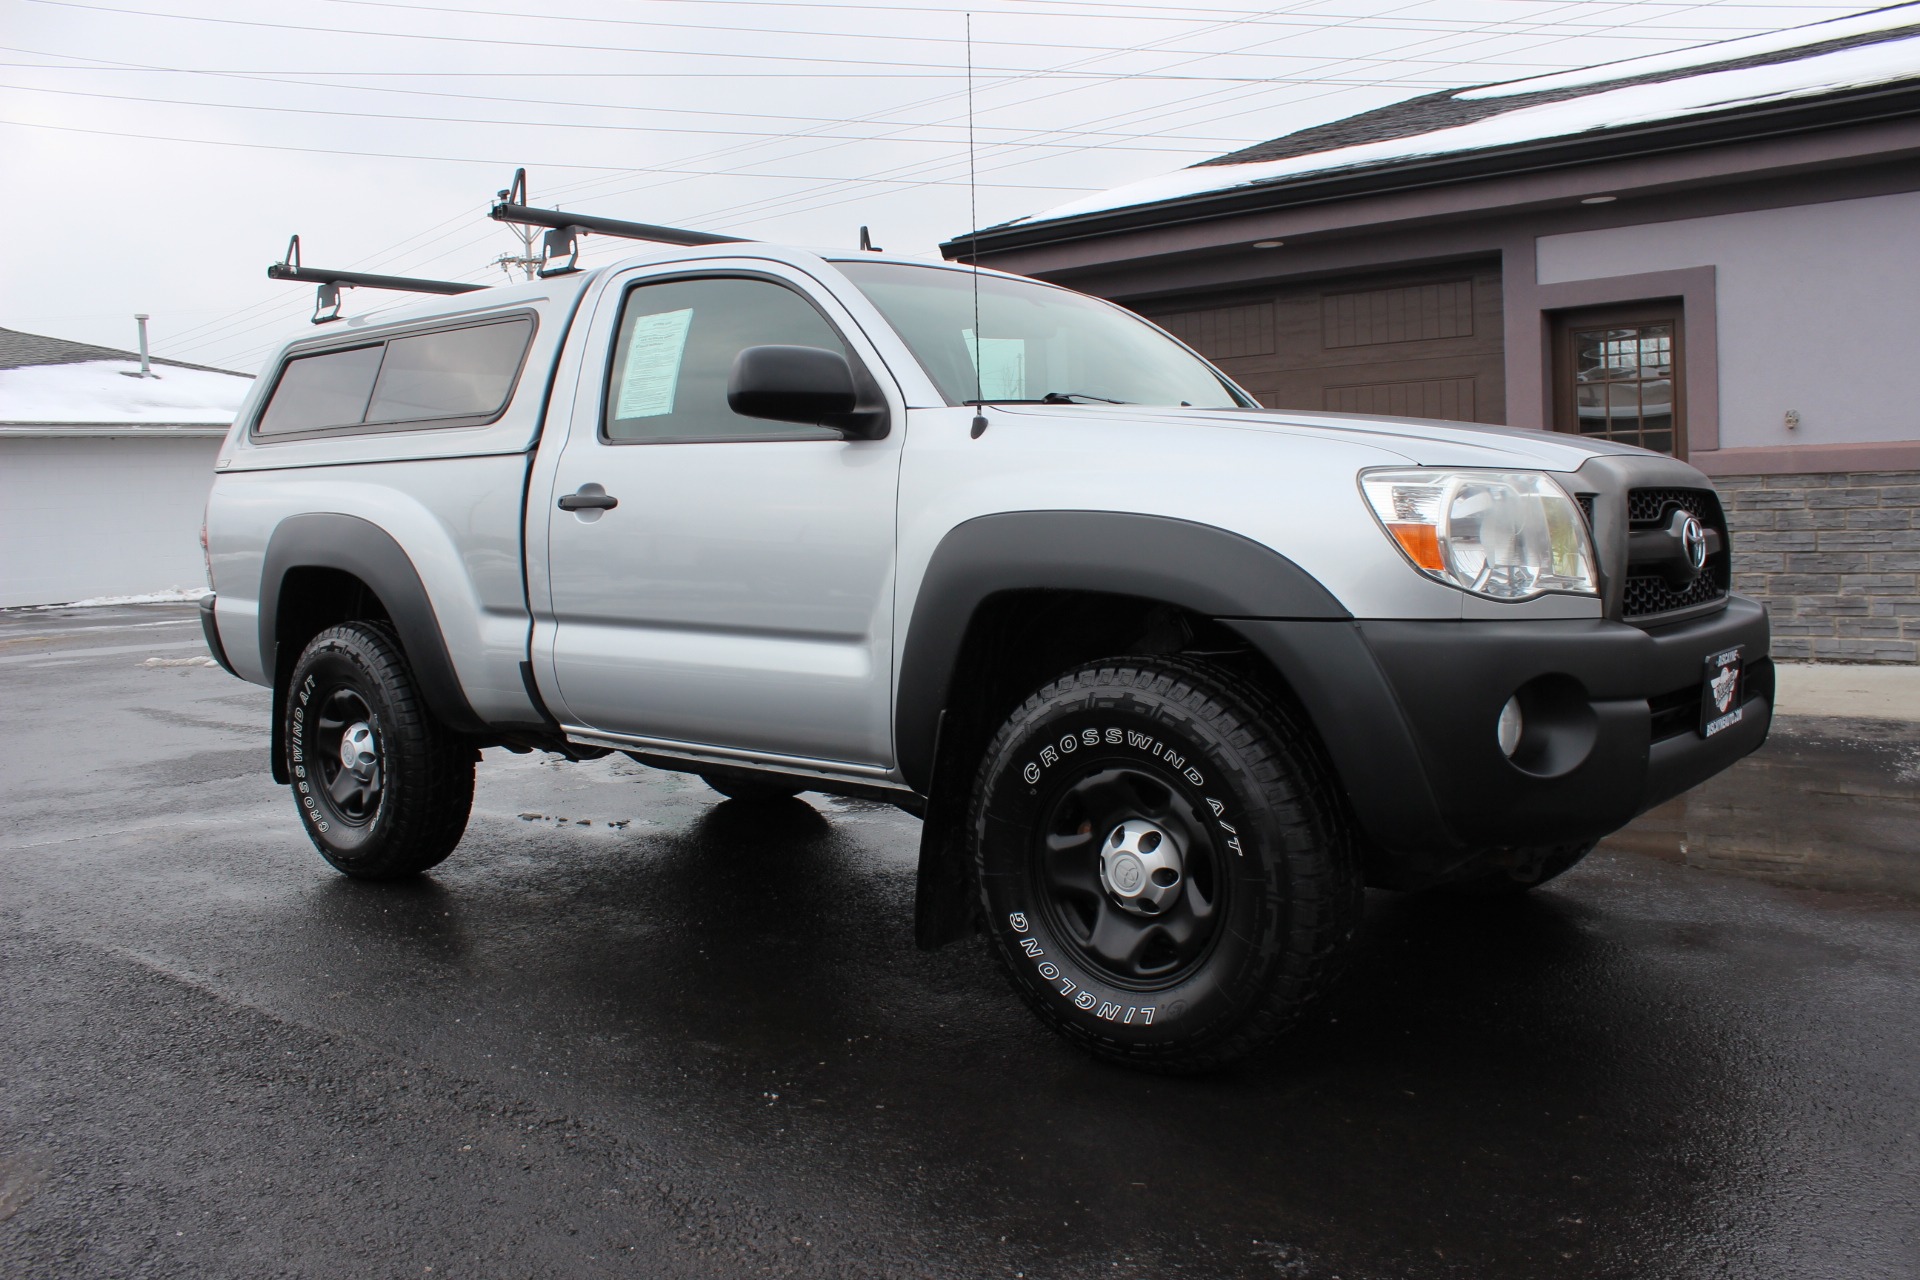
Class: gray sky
1,0,1885,374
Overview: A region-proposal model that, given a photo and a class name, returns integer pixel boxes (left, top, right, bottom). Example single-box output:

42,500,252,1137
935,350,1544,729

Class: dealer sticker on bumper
1700,645,1744,738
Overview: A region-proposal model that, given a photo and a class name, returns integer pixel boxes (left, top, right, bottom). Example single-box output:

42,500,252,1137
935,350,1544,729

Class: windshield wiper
963,392,1134,406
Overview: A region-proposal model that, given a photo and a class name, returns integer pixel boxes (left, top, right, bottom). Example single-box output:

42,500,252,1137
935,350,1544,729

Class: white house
0,327,252,608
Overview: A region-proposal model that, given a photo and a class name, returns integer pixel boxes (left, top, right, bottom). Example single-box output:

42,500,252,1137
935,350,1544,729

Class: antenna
966,13,988,441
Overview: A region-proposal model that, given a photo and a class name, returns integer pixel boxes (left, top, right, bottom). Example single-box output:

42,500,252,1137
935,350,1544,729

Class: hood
995,403,1655,472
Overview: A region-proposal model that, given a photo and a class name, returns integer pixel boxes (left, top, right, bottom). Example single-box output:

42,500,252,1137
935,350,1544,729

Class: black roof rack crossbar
489,200,746,249
268,236,484,324
265,262,485,295
489,167,745,257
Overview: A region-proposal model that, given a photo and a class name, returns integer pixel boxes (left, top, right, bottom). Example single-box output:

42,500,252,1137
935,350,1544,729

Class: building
0,328,252,608
948,4,1920,663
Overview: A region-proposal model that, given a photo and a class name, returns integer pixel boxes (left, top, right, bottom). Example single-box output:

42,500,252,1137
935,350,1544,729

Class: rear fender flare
259,513,484,742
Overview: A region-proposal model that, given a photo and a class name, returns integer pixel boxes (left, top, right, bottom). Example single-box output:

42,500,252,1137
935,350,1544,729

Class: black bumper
1225,596,1772,884
199,593,238,678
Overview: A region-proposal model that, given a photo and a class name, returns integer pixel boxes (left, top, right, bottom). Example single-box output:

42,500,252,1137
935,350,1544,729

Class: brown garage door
1137,260,1505,424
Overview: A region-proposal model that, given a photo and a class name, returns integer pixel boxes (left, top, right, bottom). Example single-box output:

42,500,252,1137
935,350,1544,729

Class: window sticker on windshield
963,330,1027,401
615,307,694,418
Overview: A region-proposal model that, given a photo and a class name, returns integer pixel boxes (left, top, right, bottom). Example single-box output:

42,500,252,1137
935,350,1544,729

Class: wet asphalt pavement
2,605,1917,1280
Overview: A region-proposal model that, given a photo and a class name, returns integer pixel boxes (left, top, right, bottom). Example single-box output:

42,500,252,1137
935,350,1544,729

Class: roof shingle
0,326,243,375
1198,6,1920,170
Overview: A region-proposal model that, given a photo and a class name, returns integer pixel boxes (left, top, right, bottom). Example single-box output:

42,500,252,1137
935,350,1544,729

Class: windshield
834,260,1249,409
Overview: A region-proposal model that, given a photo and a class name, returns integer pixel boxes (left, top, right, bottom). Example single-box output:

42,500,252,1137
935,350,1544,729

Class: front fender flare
894,510,1348,794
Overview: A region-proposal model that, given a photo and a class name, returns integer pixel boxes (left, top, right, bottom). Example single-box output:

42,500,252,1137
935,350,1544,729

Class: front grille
1628,487,1715,525
1625,571,1723,617
1621,486,1730,621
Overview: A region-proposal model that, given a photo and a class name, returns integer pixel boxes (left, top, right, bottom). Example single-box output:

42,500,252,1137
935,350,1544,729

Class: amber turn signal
1386,522,1444,571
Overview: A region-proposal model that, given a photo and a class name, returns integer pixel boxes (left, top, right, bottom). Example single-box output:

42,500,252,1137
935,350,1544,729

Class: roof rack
268,235,484,324
487,168,746,277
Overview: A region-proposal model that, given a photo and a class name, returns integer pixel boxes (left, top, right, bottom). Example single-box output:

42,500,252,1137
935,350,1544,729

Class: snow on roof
1008,7,1920,228
0,359,252,425
1460,3,1920,100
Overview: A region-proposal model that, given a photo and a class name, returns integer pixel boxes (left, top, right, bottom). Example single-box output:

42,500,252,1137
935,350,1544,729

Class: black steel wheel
970,656,1361,1073
1035,765,1225,987
285,621,473,879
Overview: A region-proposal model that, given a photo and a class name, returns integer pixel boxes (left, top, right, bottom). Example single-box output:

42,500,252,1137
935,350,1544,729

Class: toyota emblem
1681,514,1708,570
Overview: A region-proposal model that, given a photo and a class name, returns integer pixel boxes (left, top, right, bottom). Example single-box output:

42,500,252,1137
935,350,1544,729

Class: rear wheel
970,657,1361,1073
284,622,473,879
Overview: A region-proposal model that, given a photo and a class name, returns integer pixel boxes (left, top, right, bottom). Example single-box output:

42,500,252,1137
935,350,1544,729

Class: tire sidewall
974,676,1288,1053
287,631,396,867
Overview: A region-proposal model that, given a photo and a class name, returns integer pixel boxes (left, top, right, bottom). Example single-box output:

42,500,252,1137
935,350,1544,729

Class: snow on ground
1021,33,1920,224
1460,2,1920,100
24,588,212,610
0,360,251,423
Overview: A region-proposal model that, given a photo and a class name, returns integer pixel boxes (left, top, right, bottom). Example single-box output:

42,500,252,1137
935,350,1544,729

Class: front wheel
970,657,1361,1073
284,622,474,879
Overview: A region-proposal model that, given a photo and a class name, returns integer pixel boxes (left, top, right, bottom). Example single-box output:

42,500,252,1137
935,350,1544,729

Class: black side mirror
728,345,887,439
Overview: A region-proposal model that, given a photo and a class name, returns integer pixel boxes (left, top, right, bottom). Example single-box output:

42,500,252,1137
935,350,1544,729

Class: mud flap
269,643,289,784
913,711,977,950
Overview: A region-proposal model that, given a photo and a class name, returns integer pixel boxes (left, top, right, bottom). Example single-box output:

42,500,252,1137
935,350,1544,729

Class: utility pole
493,170,543,281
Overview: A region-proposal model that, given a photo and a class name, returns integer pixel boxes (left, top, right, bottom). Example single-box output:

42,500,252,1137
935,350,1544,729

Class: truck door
533,263,904,770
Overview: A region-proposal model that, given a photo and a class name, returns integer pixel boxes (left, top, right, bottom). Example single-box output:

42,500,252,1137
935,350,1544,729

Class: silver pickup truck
201,240,1772,1071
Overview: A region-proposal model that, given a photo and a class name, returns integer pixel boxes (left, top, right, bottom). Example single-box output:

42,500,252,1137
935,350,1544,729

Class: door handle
558,489,619,512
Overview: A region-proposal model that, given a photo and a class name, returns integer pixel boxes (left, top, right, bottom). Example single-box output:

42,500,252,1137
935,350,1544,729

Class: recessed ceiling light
1252,239,1285,248
1580,196,1617,205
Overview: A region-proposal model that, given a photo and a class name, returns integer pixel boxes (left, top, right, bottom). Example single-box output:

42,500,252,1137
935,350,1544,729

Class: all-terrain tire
969,656,1362,1074
284,621,474,879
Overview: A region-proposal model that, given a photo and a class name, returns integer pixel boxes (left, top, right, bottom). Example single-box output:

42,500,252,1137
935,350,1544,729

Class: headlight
1360,469,1597,601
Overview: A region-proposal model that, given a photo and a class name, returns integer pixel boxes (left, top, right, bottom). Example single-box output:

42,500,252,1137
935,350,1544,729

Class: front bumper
1226,596,1772,885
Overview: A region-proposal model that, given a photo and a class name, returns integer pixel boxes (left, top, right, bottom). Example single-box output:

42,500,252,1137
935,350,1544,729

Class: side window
254,317,533,437
603,276,849,443
255,344,383,436
366,319,532,425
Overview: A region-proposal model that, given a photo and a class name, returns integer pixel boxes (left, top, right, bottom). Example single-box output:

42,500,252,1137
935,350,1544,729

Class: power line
313,0,1815,50
0,80,1487,144
146,0,1866,361
22,0,1851,67
0,117,1099,189
157,3,1314,361
10,0,1540,78
0,50,1281,143
644,0,1785,231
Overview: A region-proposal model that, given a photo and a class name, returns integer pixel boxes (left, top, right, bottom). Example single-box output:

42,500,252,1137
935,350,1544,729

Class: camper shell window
254,314,535,438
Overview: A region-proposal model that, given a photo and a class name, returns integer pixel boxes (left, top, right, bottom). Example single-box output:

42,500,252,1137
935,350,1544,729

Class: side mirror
727,345,887,439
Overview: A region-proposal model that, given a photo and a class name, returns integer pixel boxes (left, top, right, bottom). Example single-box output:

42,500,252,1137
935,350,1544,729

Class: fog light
1497,696,1524,757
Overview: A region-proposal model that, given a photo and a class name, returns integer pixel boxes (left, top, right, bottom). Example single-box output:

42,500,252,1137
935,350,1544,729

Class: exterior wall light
1580,196,1617,205
1251,239,1285,248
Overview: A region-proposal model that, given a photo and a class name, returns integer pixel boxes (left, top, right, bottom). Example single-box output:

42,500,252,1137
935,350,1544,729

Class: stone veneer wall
1715,470,1920,663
